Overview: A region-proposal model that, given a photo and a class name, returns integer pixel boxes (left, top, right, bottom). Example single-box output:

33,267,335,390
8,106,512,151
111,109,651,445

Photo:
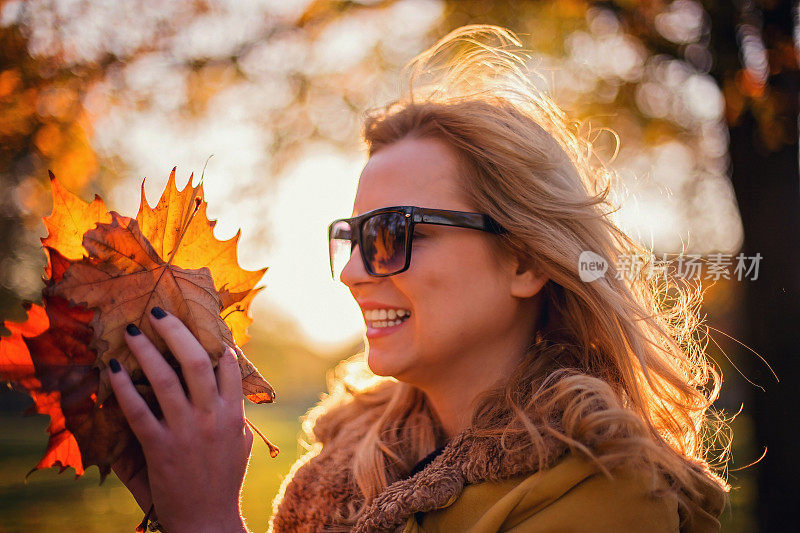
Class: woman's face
340,137,546,391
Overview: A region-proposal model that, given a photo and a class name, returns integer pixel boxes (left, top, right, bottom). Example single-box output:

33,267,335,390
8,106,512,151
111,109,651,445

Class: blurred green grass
0,403,311,533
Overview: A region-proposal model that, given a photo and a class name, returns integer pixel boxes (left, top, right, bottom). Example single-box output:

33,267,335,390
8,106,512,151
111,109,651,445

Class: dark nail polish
109,359,121,373
126,323,141,336
151,306,167,319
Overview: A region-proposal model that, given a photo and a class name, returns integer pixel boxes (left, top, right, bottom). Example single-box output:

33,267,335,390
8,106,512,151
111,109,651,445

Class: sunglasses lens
362,211,408,275
329,220,354,281
328,211,409,281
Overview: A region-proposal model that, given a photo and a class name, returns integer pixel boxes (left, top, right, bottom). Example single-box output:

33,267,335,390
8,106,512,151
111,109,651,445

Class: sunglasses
328,205,507,280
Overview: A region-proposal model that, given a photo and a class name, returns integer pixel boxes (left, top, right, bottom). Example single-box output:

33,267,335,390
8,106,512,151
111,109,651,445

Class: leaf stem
245,416,280,458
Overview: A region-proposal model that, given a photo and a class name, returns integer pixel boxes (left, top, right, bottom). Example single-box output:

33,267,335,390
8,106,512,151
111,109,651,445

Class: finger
147,307,219,411
217,345,244,405
107,359,165,445
124,323,191,427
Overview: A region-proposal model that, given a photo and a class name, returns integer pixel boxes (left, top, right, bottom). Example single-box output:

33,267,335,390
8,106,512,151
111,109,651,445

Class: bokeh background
1,0,798,531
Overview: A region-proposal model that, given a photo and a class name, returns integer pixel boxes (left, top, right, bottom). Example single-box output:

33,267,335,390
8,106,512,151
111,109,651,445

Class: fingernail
126,323,141,336
151,307,167,319
109,359,121,373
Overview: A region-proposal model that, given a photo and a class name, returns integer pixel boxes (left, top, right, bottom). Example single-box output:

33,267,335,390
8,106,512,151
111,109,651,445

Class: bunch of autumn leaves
0,168,276,482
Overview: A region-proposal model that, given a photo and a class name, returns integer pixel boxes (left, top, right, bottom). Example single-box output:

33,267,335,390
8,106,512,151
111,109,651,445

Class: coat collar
351,426,568,532
269,379,569,533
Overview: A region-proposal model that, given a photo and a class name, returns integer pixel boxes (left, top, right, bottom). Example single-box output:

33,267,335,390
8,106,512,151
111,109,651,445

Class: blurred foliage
0,15,98,321
6,0,791,318
1,0,797,531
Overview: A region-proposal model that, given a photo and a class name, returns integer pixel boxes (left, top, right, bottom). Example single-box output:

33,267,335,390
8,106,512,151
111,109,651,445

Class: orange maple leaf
0,301,48,386
1,249,144,480
42,169,111,263
1,302,88,479
136,168,266,343
0,168,278,485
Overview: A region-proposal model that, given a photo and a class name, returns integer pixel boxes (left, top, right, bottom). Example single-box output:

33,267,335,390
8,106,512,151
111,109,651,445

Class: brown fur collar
269,382,567,533
349,427,567,532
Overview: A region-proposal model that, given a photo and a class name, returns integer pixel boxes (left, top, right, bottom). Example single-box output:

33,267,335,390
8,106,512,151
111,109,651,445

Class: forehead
352,137,472,216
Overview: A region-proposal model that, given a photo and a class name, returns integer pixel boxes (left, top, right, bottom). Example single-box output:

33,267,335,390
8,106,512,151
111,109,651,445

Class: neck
420,323,539,440
410,295,545,440
424,387,473,441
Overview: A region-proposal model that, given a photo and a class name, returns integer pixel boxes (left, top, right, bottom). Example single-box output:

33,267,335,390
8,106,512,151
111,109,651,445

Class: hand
106,308,253,533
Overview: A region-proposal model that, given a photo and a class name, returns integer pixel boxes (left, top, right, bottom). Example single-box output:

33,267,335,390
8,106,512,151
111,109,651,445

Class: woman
108,26,729,532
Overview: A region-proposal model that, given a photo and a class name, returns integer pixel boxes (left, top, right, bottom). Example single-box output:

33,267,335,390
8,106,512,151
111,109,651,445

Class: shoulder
410,453,701,533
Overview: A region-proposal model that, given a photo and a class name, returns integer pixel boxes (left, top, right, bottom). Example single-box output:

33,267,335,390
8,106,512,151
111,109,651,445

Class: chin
365,344,412,380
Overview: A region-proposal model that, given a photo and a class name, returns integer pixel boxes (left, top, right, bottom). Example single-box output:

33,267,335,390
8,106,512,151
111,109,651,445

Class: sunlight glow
101,127,367,352
259,145,366,351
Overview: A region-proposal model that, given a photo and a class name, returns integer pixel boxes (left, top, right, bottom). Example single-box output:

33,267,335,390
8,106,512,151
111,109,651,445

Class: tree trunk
712,1,800,528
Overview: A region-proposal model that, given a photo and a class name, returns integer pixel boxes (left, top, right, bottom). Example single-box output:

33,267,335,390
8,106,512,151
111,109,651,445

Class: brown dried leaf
49,212,235,404
135,168,271,401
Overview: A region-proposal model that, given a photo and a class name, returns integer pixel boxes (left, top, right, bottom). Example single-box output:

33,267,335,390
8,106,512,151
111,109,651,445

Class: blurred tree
701,1,800,530
579,1,800,529
0,0,432,323
0,14,99,322
0,0,209,322
2,0,797,529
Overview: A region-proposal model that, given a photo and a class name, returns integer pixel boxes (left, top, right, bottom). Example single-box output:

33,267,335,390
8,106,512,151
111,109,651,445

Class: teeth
367,316,409,328
365,308,411,321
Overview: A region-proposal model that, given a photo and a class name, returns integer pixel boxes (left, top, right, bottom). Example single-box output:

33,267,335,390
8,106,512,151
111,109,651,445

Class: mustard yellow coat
403,453,722,533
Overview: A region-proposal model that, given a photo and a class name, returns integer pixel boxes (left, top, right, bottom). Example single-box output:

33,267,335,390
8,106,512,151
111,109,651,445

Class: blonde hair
298,25,729,528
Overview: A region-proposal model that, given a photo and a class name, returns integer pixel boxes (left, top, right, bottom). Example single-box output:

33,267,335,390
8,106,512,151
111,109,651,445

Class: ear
508,255,548,299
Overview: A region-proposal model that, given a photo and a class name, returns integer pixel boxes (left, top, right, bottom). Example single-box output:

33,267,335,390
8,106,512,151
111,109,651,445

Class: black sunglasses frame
328,205,507,278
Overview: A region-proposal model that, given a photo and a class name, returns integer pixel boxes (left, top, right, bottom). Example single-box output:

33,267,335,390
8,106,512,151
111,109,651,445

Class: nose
339,243,374,288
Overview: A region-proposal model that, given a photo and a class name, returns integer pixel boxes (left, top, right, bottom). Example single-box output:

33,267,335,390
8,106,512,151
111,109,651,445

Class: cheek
404,241,509,339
